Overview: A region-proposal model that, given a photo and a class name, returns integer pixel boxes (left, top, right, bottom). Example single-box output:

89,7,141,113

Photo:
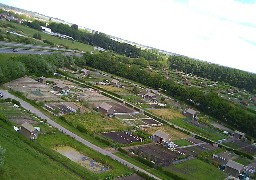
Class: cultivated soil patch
102,131,143,144
54,146,109,173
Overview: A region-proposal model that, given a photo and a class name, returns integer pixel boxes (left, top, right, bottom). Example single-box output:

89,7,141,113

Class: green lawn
0,123,80,180
173,139,192,147
63,112,128,133
0,102,28,118
222,142,240,149
165,159,226,180
234,157,253,166
171,118,227,142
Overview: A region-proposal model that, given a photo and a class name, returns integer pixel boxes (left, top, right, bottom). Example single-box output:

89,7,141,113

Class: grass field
0,102,26,118
0,122,80,180
63,112,128,133
150,108,185,121
171,118,227,141
165,159,226,180
234,157,253,166
1,21,94,52
173,139,193,147
144,125,189,140
97,85,129,94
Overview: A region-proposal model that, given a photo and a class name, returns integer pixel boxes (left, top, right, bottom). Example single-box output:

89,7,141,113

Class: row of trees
169,56,256,93
47,22,166,61
84,52,256,138
0,53,79,85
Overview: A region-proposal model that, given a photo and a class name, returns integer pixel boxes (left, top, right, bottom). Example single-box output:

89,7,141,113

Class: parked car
0,92,3,98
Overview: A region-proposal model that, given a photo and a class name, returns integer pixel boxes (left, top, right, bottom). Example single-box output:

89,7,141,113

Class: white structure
41,26,52,33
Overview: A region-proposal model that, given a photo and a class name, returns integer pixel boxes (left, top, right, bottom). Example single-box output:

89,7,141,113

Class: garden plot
54,146,109,173
115,114,136,120
127,144,182,166
102,132,143,144
149,108,185,121
97,85,129,94
225,139,256,156
144,126,189,141
140,118,162,126
45,78,77,90
78,89,112,103
107,102,137,114
0,102,37,125
4,76,61,101
45,102,86,115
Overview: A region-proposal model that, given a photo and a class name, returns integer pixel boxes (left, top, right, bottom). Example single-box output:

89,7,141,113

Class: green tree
71,24,78,31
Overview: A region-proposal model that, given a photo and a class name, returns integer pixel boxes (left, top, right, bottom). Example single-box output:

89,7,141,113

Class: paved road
0,89,160,180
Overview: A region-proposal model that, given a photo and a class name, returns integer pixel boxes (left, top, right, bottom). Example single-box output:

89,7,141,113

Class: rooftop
153,130,170,140
226,160,244,171
21,122,35,132
186,108,197,115
99,102,113,111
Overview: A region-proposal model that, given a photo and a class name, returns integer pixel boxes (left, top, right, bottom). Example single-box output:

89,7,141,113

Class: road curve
0,89,160,180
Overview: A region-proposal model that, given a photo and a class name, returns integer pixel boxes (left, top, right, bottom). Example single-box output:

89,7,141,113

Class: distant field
0,123,80,180
165,159,226,180
150,108,185,121
0,21,94,52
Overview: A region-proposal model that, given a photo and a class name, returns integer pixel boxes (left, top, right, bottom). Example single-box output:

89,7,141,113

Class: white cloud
1,0,256,73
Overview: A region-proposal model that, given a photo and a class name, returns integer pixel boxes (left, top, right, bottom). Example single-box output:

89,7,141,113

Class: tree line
0,53,79,85
46,22,165,61
169,56,256,93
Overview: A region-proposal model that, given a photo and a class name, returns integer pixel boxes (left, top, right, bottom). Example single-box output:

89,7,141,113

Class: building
233,130,245,140
225,160,244,177
183,108,197,120
41,26,52,33
153,130,170,144
98,102,115,116
20,122,39,140
81,68,90,76
111,79,121,88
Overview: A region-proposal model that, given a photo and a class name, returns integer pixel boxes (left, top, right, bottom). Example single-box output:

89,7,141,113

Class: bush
33,33,41,40
0,146,6,167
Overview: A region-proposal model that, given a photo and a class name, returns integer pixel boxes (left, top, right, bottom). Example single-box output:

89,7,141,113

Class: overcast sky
2,0,256,73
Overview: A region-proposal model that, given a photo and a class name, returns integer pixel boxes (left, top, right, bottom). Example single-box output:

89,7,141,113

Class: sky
1,0,256,73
